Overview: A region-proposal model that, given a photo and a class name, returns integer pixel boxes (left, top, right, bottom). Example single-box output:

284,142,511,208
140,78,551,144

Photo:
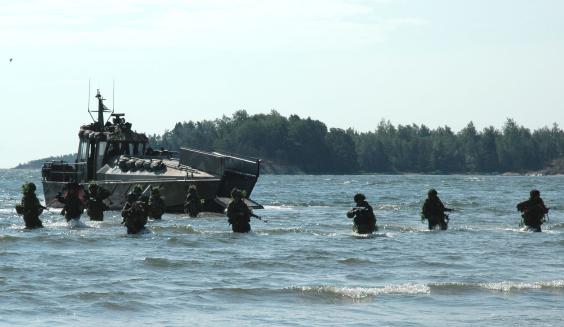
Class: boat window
108,142,120,156
121,142,130,155
129,143,135,155
96,141,107,169
78,139,89,161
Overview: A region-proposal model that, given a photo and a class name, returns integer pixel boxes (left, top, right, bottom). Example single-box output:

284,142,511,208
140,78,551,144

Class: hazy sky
1,0,563,168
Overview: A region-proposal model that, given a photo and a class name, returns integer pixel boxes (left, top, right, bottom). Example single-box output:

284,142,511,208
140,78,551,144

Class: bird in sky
9,58,13,62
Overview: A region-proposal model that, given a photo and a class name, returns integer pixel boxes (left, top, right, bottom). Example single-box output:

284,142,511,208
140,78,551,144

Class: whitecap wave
430,280,564,292
478,280,564,292
289,283,430,299
263,205,294,211
67,219,88,229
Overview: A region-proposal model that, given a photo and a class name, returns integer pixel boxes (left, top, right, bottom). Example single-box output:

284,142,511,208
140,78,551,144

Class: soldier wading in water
148,187,166,220
517,189,549,232
184,185,201,218
346,193,377,234
226,188,253,233
15,182,44,229
421,189,453,230
85,182,111,221
56,182,85,222
121,192,149,234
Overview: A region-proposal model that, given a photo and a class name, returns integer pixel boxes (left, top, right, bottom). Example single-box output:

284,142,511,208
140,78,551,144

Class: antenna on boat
87,79,96,124
93,89,112,129
112,79,115,115
104,80,116,125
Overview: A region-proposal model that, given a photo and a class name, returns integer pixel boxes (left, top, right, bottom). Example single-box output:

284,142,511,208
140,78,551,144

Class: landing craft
41,89,262,213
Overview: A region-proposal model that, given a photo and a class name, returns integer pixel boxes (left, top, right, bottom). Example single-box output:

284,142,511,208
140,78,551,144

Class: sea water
1,169,563,326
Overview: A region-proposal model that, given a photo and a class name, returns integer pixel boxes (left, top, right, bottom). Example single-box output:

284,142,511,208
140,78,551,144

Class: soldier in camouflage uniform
184,185,201,218
56,182,85,222
226,188,252,233
517,189,549,232
16,182,44,229
121,193,149,234
421,189,452,230
85,182,111,221
346,193,377,234
148,187,166,220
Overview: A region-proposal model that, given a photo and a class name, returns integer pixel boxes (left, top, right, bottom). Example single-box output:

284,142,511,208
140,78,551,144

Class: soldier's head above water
231,188,244,200
133,184,143,195
427,189,438,198
21,182,36,194
353,193,365,203
530,189,540,198
88,182,98,191
126,192,137,203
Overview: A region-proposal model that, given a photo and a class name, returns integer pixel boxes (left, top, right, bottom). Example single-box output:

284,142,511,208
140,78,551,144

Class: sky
1,0,564,168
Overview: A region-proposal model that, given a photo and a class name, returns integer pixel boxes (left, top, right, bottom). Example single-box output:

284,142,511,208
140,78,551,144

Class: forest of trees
149,110,564,174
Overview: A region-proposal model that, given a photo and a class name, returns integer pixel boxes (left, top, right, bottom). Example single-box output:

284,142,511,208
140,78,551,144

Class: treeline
149,110,564,174
13,154,77,169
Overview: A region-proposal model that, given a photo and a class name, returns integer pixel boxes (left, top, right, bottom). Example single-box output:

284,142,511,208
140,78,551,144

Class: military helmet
428,189,438,196
22,182,36,193
133,185,143,193
231,188,243,199
151,187,160,196
88,182,98,191
530,189,540,197
353,193,366,202
127,192,137,202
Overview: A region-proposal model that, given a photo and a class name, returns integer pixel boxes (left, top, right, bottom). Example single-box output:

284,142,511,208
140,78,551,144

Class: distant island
14,111,564,175
14,154,77,170
148,111,564,175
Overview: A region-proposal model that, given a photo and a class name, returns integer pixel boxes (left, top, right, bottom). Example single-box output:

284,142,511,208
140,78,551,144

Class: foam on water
289,283,431,299
429,280,564,293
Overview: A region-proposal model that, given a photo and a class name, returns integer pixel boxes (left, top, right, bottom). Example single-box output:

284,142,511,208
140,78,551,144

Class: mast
94,89,111,129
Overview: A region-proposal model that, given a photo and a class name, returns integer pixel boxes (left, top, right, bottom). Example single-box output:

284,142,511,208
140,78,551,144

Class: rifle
39,204,54,213
251,212,268,223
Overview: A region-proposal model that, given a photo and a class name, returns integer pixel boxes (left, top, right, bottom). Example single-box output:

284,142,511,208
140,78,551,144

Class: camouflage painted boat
41,90,262,213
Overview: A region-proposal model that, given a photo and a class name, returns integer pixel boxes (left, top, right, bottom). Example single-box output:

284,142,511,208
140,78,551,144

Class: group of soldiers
16,181,550,234
346,189,550,234
14,181,257,234
15,182,169,234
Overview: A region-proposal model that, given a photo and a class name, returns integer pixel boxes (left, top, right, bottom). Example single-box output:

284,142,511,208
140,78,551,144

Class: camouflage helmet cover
353,193,365,202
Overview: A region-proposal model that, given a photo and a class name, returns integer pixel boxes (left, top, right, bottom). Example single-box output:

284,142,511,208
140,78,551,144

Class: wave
263,205,295,211
430,280,564,292
207,280,564,300
264,201,331,208
206,283,430,299
379,224,423,233
0,235,22,243
149,224,200,234
141,256,197,268
548,222,564,230
337,257,373,265
99,300,156,312
255,226,307,235
67,219,89,229
288,284,430,299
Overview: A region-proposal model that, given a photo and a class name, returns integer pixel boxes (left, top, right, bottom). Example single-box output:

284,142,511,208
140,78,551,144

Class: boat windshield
78,139,89,161
96,141,107,168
